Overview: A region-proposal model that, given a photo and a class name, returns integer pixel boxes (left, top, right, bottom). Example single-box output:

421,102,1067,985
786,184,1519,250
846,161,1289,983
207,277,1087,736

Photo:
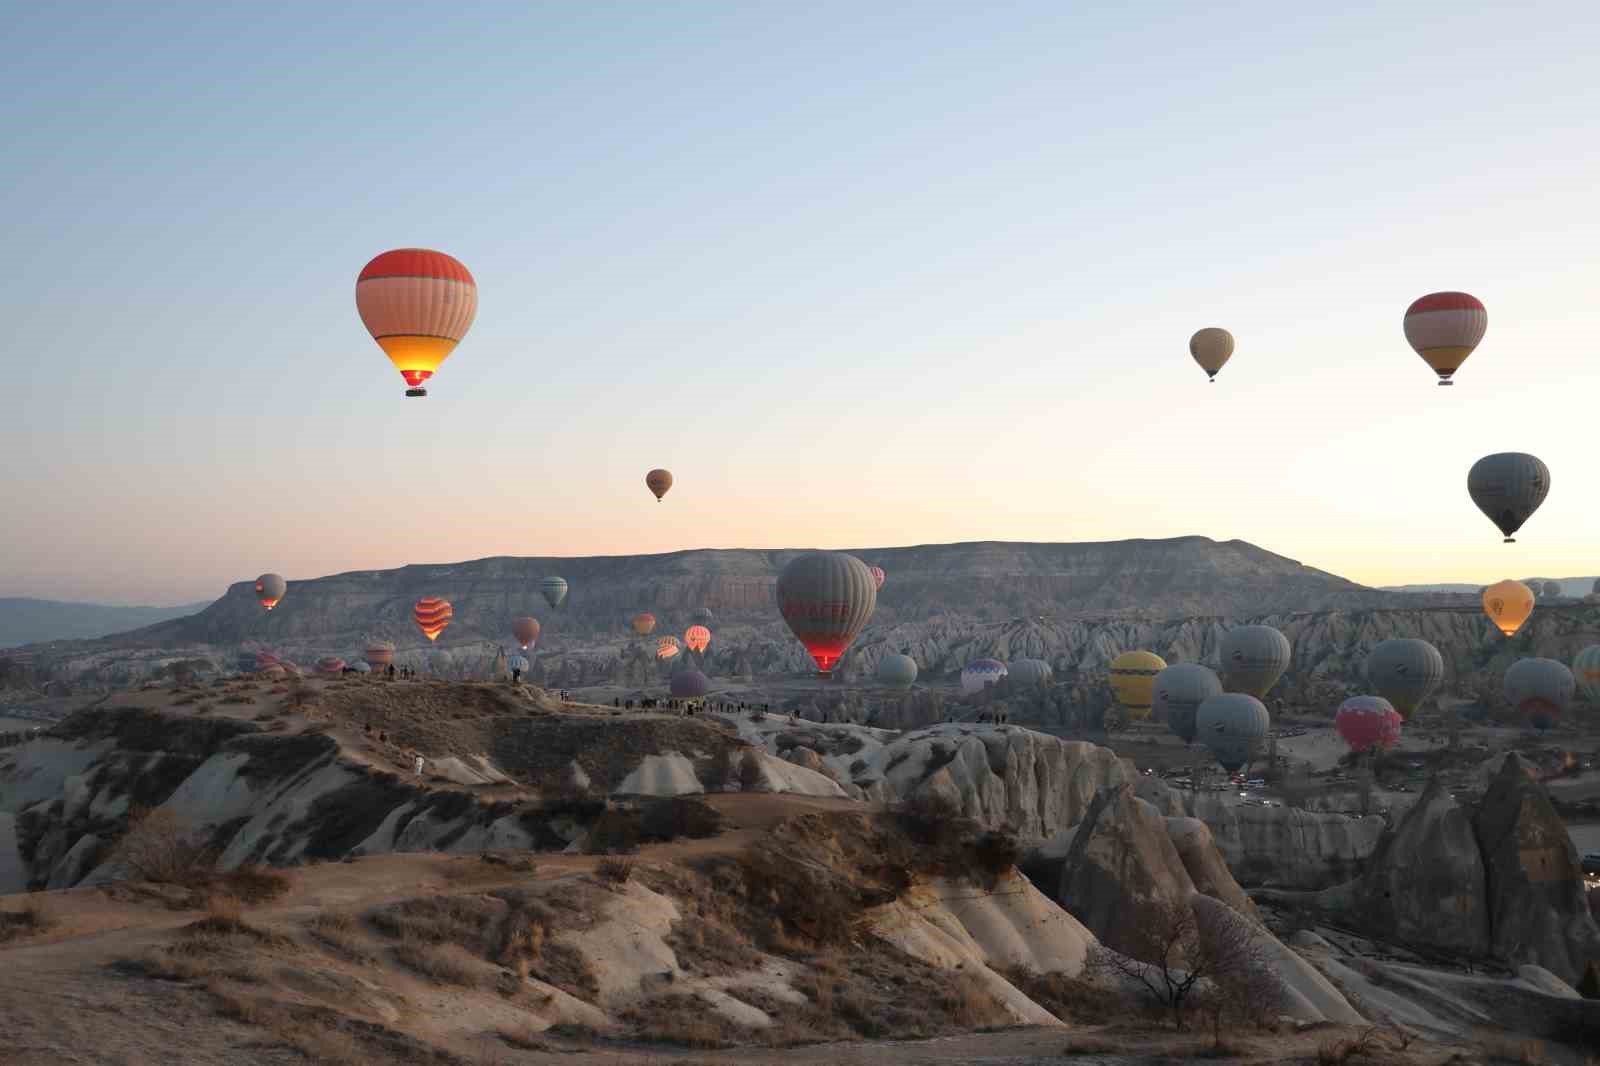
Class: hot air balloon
355,249,477,398
1365,639,1444,720
1189,327,1234,382
1542,580,1562,600
1468,453,1550,543
1403,292,1485,386
632,612,658,636
776,552,878,677
365,642,395,671
1219,625,1291,698
352,661,371,675
685,624,711,654
1153,663,1223,745
657,636,681,660
1196,693,1270,773
244,650,281,673
1335,696,1403,754
1482,580,1535,636
512,617,541,651
1573,646,1600,703
961,659,1008,695
414,597,453,642
868,566,886,590
540,577,569,609
1109,651,1167,721
877,653,918,689
690,607,714,626
507,654,530,676
317,656,346,677
1008,658,1054,688
254,573,286,611
1504,657,1574,732
671,670,709,698
646,469,673,502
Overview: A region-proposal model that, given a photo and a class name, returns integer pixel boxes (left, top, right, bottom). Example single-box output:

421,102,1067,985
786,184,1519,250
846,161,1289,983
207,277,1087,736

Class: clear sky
4,2,1598,605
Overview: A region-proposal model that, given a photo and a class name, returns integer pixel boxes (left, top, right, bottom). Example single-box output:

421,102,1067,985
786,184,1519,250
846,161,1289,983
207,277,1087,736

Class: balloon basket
1438,380,1453,386
405,387,428,398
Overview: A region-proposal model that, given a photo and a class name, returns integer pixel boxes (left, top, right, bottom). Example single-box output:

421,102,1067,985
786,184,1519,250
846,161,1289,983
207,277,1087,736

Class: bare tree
1086,899,1280,1034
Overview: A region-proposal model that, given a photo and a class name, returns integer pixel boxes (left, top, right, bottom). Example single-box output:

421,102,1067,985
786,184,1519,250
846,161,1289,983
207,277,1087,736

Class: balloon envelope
540,577,569,609
254,573,286,611
1574,646,1600,704
690,607,714,626
352,661,371,674
876,653,918,688
685,625,711,653
1482,580,1535,636
1365,639,1444,720
507,655,530,674
316,656,345,676
657,636,680,660
1335,696,1402,753
414,597,453,642
365,642,395,669
671,670,709,698
356,249,477,393
1542,580,1562,599
1504,657,1574,731
1403,292,1485,385
1196,693,1270,773
512,617,541,650
1153,663,1223,745
1189,327,1234,381
868,566,886,590
960,658,1008,695
776,551,878,676
646,469,673,501
1219,625,1291,698
1008,658,1054,688
1109,650,1167,720
632,612,657,636
1468,453,1550,543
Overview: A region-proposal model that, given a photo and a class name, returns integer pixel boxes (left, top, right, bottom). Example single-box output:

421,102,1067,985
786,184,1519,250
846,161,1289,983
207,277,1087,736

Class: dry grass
1000,965,1124,1023
1315,1026,1393,1064
596,856,635,885
623,993,751,1048
497,1021,550,1051
393,937,484,987
306,911,380,965
369,894,502,946
215,863,293,903
0,897,53,943
1478,1033,1549,1065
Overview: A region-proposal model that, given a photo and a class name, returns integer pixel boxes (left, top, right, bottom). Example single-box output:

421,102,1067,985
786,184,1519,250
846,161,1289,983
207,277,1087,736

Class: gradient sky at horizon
4,2,1599,605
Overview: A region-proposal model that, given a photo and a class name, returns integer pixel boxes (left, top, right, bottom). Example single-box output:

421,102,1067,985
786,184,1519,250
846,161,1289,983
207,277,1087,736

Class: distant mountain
0,598,210,649
1382,578,1598,597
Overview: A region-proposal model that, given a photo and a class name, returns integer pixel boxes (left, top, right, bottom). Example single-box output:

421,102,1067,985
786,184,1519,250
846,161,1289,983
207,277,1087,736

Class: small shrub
895,791,962,846
220,694,253,705
306,912,377,965
625,993,748,1048
597,856,635,885
0,897,53,943
738,750,764,791
584,807,642,854
216,863,292,903
973,829,1022,878
394,937,483,987
111,807,215,886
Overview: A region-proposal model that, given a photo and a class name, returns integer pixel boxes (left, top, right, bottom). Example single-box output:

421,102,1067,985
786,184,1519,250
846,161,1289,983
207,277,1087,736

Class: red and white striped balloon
1403,292,1486,386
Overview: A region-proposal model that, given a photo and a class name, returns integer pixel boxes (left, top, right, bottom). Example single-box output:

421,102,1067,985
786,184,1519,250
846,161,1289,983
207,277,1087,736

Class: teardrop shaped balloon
1189,328,1234,382
356,249,477,398
1542,580,1562,600
646,469,673,502
1468,453,1549,543
1504,657,1574,732
1109,650,1167,721
365,641,395,671
540,576,569,609
776,551,878,677
1403,292,1485,386
254,573,286,611
656,635,680,660
868,566,886,590
512,616,541,651
671,669,708,698
1335,695,1402,753
1573,645,1600,703
960,658,1008,695
317,656,346,677
877,653,918,689
1196,693,1270,773
1153,663,1223,745
1482,579,1534,636
1219,625,1291,698
1008,658,1054,689
507,654,530,675
690,607,714,626
631,612,657,636
413,597,453,642
1365,639,1444,720
684,624,711,653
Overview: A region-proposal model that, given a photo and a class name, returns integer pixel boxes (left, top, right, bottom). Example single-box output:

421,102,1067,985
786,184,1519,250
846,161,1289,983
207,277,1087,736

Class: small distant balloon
671,670,709,698
646,469,674,502
507,654,530,675
1542,580,1562,599
1403,292,1485,386
877,653,918,689
1572,646,1600,703
960,659,1008,696
512,617,541,651
255,573,286,611
365,642,395,670
868,566,886,590
685,624,711,653
690,607,714,626
1504,657,1574,732
414,597,453,642
632,612,657,636
1008,658,1054,688
1365,639,1444,720
1109,650,1167,721
657,636,680,660
540,577,569,609
1335,696,1402,754
1219,625,1291,698
1196,692,1270,773
317,656,346,677
1189,328,1234,382
1482,579,1535,636
1468,453,1549,543
1153,663,1223,746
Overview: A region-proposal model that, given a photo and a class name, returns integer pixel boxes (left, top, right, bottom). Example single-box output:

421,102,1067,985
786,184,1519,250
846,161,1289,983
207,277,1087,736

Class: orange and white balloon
414,597,454,642
685,625,711,653
1403,292,1485,386
356,249,477,397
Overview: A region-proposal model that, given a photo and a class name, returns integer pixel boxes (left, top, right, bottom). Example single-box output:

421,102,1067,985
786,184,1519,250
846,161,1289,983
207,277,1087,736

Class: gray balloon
1542,581,1562,599
1504,657,1575,730
1218,625,1291,698
671,670,709,698
776,551,878,677
876,653,918,689
540,576,569,608
352,661,371,674
691,607,714,626
1365,639,1444,719
1468,452,1550,543
1196,693,1270,773
1154,663,1223,745
1593,578,1600,597
1008,658,1055,688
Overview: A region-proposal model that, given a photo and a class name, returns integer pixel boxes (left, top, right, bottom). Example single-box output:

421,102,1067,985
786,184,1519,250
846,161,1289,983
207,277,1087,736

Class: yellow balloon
1482,579,1535,637
1109,650,1168,721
